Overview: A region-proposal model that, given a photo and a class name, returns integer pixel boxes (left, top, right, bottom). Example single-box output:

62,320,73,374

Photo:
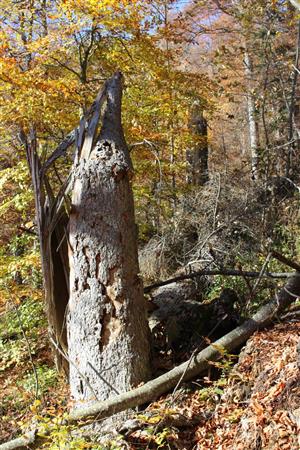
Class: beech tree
21,72,152,407
67,72,151,406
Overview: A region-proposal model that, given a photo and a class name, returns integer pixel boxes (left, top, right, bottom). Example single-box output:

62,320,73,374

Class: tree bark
21,131,69,374
286,19,300,178
244,50,260,181
289,1,300,11
1,273,299,449
186,101,209,186
69,271,300,422
67,72,151,408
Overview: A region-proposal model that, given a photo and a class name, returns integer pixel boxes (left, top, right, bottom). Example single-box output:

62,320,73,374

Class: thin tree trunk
286,20,300,178
186,101,209,186
244,50,260,181
67,72,151,408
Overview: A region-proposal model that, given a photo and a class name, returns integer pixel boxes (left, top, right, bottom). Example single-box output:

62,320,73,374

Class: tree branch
0,431,36,450
40,130,76,178
144,268,293,293
270,250,300,272
69,272,300,422
1,273,299,449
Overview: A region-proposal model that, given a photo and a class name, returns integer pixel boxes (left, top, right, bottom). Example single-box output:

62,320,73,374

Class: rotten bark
67,72,151,407
1,273,299,449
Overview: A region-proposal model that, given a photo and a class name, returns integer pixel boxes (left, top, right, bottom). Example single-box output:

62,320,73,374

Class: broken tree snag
69,272,300,423
21,130,69,374
67,72,151,408
1,274,299,450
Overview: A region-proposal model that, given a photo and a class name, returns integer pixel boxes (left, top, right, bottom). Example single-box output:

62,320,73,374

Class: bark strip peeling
67,72,150,407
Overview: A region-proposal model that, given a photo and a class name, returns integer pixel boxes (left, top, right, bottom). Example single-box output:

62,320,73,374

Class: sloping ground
1,299,299,449
195,319,300,450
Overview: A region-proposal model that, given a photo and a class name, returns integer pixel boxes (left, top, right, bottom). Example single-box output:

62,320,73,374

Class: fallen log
69,272,300,423
144,268,293,293
1,272,299,449
0,431,36,450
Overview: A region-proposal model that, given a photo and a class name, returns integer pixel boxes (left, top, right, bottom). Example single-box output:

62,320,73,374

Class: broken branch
69,272,300,423
1,272,299,449
144,268,292,293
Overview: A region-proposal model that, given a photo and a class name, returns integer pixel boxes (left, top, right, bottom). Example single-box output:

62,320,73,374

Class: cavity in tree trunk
67,73,151,408
244,50,260,181
186,101,209,186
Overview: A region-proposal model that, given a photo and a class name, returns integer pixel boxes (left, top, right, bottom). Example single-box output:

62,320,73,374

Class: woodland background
0,0,299,449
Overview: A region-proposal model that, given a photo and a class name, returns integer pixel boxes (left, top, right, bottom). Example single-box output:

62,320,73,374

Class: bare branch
1,273,300,449
40,130,76,178
271,250,300,272
69,272,300,423
144,268,292,293
0,430,37,450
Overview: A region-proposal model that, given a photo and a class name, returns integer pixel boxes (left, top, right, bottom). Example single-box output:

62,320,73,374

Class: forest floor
123,316,300,449
0,297,299,449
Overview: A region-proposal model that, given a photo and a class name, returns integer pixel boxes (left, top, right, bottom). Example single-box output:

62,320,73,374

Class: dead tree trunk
186,101,209,186
1,272,299,450
69,271,300,423
21,130,69,375
67,72,151,407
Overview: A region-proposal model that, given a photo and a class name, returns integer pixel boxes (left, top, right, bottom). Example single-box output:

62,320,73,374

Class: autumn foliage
0,0,299,448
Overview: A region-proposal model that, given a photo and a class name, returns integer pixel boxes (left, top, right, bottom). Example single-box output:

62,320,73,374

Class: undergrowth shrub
0,297,46,371
19,365,58,396
139,173,299,315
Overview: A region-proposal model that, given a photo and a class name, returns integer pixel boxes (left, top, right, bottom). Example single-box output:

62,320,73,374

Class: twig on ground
1,273,300,450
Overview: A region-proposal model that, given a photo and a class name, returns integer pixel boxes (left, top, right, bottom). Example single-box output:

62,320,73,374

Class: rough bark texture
1,273,299,449
69,272,300,423
67,73,150,407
